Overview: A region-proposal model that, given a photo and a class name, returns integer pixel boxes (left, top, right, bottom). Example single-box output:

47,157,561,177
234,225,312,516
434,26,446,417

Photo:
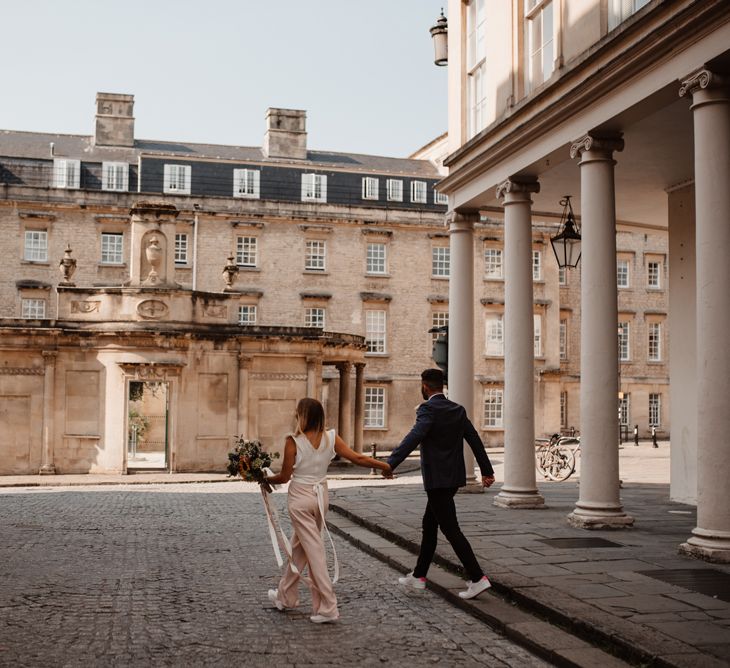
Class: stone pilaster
568,134,634,529
494,179,545,509
39,350,57,475
237,354,253,437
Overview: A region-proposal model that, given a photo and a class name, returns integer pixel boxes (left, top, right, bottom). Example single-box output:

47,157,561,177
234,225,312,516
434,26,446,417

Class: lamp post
429,10,448,66
550,196,582,268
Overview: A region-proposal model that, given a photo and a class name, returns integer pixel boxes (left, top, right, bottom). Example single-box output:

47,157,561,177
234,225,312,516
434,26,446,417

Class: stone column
679,69,730,562
494,179,545,509
39,351,57,475
568,134,633,529
337,362,353,446
448,211,479,484
353,363,365,454
237,354,252,437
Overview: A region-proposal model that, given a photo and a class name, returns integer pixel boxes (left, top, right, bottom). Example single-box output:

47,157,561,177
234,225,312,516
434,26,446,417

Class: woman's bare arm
265,437,296,485
334,434,392,476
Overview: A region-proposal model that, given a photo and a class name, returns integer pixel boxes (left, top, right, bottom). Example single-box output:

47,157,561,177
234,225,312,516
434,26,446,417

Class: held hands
482,475,495,488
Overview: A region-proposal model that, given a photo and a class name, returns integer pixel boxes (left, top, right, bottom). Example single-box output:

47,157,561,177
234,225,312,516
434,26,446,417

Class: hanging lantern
430,10,448,67
550,196,582,268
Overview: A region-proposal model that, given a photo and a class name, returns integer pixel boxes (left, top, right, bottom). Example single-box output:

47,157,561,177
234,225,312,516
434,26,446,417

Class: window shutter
164,164,172,192
252,170,260,198
302,173,312,200
55,159,66,188
319,175,327,202
184,165,191,194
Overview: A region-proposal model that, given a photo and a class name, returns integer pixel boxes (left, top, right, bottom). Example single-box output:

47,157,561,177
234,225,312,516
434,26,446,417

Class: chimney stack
94,92,135,147
263,108,307,160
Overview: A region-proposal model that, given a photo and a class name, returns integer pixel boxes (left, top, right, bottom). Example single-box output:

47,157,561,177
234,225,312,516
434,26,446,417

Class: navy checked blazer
387,393,494,490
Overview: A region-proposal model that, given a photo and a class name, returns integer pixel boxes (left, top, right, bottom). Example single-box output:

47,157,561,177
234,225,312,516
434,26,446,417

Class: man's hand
381,463,394,479
482,475,495,488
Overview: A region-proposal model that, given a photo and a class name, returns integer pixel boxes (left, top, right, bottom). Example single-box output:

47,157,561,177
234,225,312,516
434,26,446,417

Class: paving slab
328,481,730,668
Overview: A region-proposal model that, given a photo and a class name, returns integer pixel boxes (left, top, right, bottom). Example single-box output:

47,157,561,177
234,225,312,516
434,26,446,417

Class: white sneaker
310,614,338,624
458,575,492,599
267,589,284,611
397,572,427,590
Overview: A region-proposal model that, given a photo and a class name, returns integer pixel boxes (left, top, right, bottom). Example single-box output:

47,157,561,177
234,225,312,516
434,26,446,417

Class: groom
386,368,495,599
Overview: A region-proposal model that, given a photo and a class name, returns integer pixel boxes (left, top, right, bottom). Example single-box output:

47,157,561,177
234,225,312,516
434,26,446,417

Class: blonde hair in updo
295,397,325,435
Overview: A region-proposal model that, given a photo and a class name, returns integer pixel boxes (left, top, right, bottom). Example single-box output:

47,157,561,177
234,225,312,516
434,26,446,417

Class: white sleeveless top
290,429,336,486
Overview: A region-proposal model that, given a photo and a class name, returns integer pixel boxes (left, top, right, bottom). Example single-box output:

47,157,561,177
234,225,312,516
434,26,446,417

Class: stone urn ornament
222,254,240,291
145,236,162,284
58,244,77,286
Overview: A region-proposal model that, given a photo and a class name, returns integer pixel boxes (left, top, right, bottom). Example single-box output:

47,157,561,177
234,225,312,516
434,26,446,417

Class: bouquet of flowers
227,437,279,492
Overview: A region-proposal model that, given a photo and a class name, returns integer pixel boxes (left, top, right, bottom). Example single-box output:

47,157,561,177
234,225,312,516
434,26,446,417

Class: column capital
679,68,730,98
42,350,58,365
354,362,366,371
570,133,624,160
496,178,540,204
336,360,352,372
237,353,253,369
445,210,480,228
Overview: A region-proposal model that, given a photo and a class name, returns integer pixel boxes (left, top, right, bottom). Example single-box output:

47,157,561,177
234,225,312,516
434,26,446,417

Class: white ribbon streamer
258,474,339,586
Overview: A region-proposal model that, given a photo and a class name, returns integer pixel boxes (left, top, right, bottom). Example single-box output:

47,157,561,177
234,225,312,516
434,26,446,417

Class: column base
493,490,545,509
679,528,730,564
38,465,56,475
568,508,634,530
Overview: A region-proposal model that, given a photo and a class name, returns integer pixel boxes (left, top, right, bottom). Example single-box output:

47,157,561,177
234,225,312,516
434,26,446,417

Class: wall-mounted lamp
430,10,448,66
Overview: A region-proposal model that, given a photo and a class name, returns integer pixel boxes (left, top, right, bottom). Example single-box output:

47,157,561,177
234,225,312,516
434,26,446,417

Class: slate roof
0,130,440,177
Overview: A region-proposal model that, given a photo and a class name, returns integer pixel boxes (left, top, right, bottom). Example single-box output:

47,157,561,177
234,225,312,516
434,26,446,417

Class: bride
264,397,392,623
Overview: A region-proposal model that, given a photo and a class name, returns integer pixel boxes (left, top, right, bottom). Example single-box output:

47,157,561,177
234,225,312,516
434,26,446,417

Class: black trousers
412,487,484,583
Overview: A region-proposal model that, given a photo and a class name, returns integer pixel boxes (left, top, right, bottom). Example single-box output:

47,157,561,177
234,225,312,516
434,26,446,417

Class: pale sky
2,0,448,157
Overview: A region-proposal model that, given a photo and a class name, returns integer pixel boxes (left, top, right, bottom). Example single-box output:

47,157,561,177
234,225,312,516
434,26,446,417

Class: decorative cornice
18,211,56,221
481,298,505,305
16,280,52,290
298,224,333,233
427,295,449,304
94,215,129,225
427,232,449,239
231,221,265,229
495,178,540,202
570,134,624,159
361,228,393,237
359,291,392,303
678,68,730,97
300,292,332,300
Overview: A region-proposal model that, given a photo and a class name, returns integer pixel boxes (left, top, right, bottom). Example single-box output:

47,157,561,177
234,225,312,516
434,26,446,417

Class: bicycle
535,433,581,481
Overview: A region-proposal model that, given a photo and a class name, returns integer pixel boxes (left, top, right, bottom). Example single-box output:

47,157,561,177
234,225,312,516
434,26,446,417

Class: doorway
127,380,169,470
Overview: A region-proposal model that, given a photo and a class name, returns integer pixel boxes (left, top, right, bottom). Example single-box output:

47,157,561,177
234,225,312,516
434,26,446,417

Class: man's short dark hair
421,368,444,390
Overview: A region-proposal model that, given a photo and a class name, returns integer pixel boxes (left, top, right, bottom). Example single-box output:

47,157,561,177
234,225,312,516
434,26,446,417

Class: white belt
258,472,339,585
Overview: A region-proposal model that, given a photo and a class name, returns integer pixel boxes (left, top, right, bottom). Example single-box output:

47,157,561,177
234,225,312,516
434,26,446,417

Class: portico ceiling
478,94,695,230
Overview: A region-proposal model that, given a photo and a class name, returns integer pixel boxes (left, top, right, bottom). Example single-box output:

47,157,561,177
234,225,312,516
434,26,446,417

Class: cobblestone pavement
0,484,548,668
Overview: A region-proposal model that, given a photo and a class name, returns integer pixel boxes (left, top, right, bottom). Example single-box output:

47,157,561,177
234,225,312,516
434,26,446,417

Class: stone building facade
1,91,667,475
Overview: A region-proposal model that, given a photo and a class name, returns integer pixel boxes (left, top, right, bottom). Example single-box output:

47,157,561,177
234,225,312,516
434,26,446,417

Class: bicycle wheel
546,444,576,481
